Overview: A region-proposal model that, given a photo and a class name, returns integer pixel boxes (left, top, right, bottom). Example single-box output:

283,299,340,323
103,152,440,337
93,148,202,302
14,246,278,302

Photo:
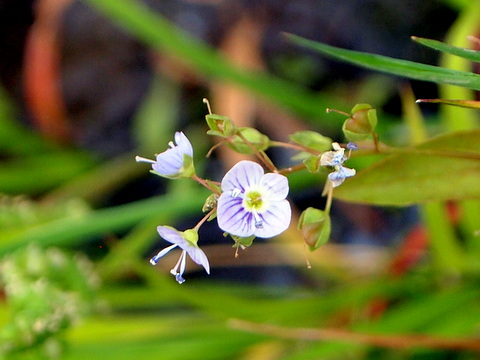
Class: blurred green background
0,0,479,359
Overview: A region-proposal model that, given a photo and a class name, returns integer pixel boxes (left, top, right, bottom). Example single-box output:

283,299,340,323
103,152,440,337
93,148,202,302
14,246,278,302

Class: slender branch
229,319,480,352
235,131,277,172
269,140,320,155
192,174,221,195
324,182,333,214
276,163,306,175
194,208,216,231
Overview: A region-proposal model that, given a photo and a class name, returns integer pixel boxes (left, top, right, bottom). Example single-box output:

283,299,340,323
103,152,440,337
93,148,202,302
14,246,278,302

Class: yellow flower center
244,190,263,210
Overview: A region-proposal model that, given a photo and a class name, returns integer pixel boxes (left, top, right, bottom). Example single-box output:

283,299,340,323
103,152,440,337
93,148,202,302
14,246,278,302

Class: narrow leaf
286,33,480,91
412,36,480,63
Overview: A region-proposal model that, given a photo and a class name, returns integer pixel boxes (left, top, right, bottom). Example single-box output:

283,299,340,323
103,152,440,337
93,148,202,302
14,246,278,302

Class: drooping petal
157,226,189,247
154,226,210,279
185,246,210,274
259,172,289,200
221,160,265,193
254,199,291,238
217,194,256,237
328,165,356,187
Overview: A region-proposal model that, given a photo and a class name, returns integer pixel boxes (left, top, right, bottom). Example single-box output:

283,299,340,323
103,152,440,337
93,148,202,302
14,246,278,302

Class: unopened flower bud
298,207,331,249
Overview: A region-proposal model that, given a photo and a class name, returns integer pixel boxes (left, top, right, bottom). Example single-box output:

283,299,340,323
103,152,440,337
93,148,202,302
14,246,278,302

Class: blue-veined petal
217,194,257,237
221,160,264,193
217,160,291,238
253,199,291,238
259,172,289,200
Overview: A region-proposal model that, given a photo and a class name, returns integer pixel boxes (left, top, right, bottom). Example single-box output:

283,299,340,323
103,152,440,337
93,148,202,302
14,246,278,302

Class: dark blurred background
0,0,456,156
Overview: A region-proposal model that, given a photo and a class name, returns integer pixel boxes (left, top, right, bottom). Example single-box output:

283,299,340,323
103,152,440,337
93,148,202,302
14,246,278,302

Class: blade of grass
437,0,480,260
0,186,207,256
412,36,480,63
286,33,480,91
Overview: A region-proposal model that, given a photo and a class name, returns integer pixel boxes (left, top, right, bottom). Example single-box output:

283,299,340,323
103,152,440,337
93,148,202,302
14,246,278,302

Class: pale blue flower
328,165,356,187
135,132,195,179
150,226,210,284
320,142,356,187
217,160,291,238
320,142,346,166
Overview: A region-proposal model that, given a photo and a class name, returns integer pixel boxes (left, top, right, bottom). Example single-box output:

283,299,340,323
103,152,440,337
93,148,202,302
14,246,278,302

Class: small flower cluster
136,104,362,284
136,131,291,283
320,142,356,187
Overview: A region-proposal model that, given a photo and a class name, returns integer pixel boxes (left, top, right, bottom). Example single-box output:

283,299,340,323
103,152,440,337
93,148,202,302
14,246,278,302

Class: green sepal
205,113,238,137
298,207,331,250
227,127,270,154
181,154,196,178
342,104,378,141
202,193,219,215
183,229,199,246
289,130,332,152
303,155,321,173
342,124,370,141
231,235,256,248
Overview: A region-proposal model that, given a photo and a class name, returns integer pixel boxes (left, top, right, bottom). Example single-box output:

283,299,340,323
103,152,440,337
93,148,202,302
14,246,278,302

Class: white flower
135,132,195,179
320,142,356,187
217,161,291,238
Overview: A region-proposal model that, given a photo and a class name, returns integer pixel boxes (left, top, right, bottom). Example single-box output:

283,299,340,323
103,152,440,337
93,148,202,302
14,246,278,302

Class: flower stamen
150,244,177,265
232,188,242,198
135,156,156,164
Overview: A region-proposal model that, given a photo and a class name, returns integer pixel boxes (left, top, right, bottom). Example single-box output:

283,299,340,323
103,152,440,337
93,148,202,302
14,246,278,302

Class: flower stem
277,163,306,175
194,208,216,231
236,131,277,172
324,182,334,214
269,140,319,155
192,174,221,195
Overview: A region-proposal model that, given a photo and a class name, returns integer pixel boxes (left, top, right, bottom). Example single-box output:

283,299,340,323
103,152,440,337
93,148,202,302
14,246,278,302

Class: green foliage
286,33,480,91
0,0,479,359
0,245,99,359
289,130,332,152
335,130,480,205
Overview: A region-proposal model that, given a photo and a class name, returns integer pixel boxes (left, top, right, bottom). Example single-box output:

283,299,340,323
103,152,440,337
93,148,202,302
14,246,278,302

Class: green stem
236,131,277,172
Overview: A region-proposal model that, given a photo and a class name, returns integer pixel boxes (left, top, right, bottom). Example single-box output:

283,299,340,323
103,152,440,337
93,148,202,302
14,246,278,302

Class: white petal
153,149,184,175
254,200,291,238
340,166,356,177
332,142,342,151
151,132,193,176
259,173,289,200
174,131,194,157
157,226,189,248
186,246,210,274
221,161,264,193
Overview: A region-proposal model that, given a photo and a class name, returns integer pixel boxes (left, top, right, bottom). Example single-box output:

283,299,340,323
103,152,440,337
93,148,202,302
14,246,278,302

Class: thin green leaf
334,130,480,205
286,33,480,91
412,36,480,63
0,152,96,194
0,187,207,256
